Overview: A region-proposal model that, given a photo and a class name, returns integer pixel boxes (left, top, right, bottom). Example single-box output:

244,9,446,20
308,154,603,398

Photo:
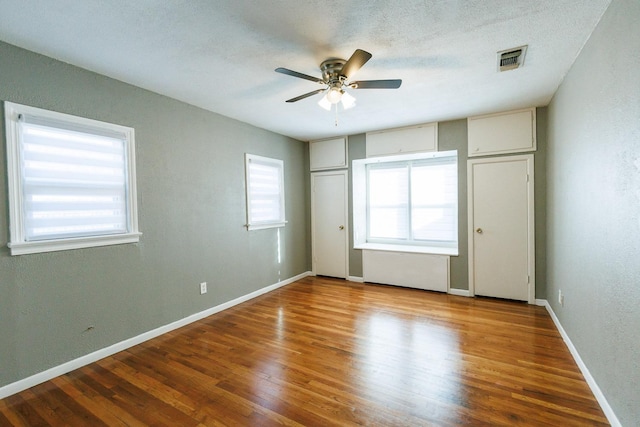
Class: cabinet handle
339,225,345,230
476,228,483,234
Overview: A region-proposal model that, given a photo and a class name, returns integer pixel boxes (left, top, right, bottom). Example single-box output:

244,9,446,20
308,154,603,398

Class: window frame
244,153,286,231
353,150,458,256
4,102,141,255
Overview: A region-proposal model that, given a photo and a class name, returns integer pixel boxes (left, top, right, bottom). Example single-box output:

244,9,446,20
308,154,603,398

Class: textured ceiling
0,1,612,141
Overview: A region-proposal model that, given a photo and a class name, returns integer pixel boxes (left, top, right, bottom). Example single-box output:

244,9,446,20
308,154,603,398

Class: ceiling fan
275,49,402,111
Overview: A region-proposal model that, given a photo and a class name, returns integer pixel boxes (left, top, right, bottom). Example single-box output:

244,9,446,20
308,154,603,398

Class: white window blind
367,156,457,245
4,102,140,255
410,158,458,242
368,164,409,239
20,116,129,240
245,154,286,230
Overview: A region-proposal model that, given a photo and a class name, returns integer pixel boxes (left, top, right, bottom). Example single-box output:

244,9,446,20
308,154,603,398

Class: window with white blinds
245,154,286,230
367,156,458,244
353,150,458,255
4,102,140,255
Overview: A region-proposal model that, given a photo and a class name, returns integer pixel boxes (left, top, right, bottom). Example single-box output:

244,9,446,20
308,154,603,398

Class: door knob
339,225,345,230
476,228,483,234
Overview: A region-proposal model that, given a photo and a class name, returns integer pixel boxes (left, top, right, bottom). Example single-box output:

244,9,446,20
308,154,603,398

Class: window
4,102,141,255
245,154,286,230
353,150,458,255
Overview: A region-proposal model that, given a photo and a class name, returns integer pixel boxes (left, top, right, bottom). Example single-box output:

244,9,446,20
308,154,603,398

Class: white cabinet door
311,171,348,278
468,108,536,157
309,137,347,171
366,123,437,157
468,155,535,303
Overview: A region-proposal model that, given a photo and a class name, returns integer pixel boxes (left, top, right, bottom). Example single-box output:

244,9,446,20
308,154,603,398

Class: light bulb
326,87,343,104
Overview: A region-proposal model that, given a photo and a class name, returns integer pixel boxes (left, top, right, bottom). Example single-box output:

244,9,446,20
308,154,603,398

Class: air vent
497,45,527,72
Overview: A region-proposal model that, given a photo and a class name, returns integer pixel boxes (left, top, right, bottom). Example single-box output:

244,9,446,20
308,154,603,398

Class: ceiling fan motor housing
320,58,347,85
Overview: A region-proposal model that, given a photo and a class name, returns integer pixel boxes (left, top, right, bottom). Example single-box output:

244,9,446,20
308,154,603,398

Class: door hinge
527,275,530,284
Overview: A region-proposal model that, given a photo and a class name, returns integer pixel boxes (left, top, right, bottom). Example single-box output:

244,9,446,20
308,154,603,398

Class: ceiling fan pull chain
334,103,339,127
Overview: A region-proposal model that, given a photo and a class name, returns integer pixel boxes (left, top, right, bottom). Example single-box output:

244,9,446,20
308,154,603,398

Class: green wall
0,41,310,387
546,0,640,423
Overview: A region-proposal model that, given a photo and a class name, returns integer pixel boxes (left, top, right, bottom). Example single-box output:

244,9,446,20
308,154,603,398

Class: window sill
354,242,458,256
8,232,142,256
246,221,287,231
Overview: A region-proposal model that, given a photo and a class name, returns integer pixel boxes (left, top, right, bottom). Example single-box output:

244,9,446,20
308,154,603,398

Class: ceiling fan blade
285,89,326,103
339,49,372,79
275,67,324,84
350,79,402,89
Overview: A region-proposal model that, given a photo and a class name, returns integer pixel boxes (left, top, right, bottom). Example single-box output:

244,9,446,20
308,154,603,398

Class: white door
311,171,348,278
468,155,535,303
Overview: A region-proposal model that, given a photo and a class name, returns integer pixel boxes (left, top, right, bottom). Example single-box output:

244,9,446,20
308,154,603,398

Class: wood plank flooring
0,276,609,426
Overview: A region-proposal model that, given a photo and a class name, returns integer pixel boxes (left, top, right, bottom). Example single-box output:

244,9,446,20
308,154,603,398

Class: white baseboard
0,271,312,400
448,288,471,297
539,300,621,427
347,276,364,283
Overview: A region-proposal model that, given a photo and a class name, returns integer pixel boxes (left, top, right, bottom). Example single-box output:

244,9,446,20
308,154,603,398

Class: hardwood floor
0,276,608,426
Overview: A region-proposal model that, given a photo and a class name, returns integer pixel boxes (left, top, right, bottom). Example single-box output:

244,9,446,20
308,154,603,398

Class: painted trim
539,300,621,427
353,242,458,256
8,232,142,256
347,276,364,283
448,288,471,297
0,271,312,400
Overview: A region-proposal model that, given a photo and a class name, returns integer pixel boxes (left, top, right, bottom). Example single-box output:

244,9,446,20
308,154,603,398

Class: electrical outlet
200,282,207,295
558,289,564,307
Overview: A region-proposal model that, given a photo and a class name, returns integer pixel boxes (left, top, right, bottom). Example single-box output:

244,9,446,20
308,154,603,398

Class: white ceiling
0,1,612,141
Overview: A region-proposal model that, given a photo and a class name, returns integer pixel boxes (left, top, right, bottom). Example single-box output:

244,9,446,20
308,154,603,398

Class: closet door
468,155,535,303
311,170,348,278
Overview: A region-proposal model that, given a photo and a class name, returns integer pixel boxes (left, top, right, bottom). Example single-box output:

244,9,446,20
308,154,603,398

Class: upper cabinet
366,122,438,158
309,137,347,171
468,108,536,157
